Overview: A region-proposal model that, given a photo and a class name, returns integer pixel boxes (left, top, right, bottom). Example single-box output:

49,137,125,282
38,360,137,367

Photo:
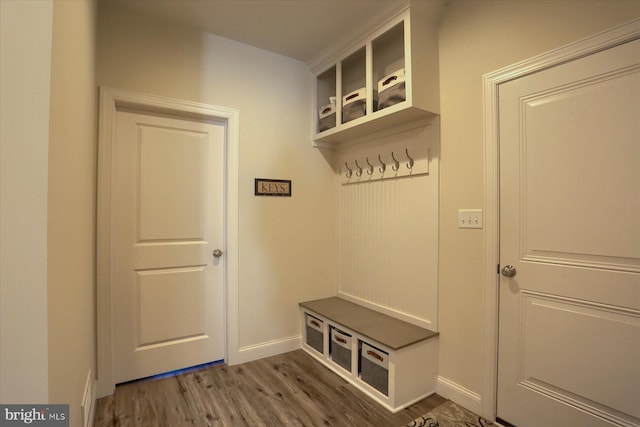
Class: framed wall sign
254,178,292,197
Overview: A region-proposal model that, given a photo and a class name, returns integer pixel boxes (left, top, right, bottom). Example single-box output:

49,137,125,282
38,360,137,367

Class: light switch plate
458,209,483,229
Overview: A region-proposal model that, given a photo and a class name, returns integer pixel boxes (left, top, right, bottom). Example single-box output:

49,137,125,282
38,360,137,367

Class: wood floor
95,349,447,426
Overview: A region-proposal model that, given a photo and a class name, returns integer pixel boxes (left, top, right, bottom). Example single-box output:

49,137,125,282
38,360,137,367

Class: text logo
1,405,69,426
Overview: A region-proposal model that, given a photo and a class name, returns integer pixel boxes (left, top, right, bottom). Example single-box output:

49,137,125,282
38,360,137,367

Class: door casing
482,18,640,421
96,87,240,397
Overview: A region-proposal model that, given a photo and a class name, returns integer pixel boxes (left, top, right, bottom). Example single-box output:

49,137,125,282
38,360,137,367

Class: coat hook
345,162,353,179
391,151,400,172
366,157,374,175
405,148,414,170
355,160,363,177
378,154,386,174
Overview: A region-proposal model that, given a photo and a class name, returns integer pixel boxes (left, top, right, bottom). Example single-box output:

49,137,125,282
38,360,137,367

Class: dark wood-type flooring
95,349,447,426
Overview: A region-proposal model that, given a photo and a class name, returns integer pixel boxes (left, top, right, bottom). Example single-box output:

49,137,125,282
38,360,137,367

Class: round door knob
212,249,223,258
501,264,516,277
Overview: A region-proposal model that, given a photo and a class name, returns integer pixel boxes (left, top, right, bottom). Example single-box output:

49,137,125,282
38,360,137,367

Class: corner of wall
435,375,482,415
231,335,302,366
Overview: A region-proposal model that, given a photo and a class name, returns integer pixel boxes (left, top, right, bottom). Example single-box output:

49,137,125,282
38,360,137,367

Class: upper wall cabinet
312,3,439,146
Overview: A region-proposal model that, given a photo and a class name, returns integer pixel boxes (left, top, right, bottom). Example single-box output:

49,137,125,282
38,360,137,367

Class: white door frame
481,19,640,420
96,87,240,397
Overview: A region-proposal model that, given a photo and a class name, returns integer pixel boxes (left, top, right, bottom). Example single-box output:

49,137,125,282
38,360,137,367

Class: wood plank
94,350,446,426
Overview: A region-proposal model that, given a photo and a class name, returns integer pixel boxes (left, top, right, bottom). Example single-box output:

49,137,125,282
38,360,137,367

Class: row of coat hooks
345,148,414,179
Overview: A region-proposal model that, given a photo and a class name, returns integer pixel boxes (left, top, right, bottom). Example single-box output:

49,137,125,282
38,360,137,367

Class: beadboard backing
337,119,438,330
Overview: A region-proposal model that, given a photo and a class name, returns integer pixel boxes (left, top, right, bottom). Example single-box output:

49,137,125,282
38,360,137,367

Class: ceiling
104,0,449,63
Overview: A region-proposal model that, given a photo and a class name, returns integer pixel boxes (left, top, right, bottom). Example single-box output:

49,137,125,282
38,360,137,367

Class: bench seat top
300,297,438,350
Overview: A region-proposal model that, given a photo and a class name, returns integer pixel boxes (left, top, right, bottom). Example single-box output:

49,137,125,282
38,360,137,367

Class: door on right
497,36,640,427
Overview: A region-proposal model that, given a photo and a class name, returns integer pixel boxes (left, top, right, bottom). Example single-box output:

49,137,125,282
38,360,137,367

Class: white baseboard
230,335,301,366
435,375,482,415
81,370,97,427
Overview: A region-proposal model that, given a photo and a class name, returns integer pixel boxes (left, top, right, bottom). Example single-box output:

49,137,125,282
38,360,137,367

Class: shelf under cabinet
313,102,436,146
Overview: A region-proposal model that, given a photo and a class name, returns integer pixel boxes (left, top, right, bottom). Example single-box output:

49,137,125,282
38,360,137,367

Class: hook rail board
341,148,428,184
336,118,436,185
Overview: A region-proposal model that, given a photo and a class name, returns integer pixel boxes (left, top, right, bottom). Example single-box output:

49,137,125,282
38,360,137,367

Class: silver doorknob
501,264,516,277
212,249,223,258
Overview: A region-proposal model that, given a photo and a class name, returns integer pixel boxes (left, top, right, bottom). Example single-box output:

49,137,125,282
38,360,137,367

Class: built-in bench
299,297,439,413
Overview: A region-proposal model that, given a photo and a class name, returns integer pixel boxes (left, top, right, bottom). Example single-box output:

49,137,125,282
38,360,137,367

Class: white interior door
497,37,640,426
112,109,226,383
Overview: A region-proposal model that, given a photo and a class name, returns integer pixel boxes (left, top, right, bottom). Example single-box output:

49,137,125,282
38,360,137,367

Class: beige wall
0,0,53,404
96,3,337,359
47,1,98,426
437,0,640,400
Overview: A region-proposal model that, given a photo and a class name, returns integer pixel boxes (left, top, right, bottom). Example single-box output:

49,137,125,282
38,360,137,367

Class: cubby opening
316,66,337,133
